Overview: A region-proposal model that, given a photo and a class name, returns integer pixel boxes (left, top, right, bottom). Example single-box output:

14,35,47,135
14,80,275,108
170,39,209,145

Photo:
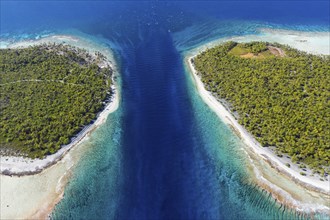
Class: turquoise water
1,1,329,219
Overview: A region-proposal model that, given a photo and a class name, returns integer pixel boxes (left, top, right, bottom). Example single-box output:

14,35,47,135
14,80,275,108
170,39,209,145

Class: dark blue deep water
1,1,329,219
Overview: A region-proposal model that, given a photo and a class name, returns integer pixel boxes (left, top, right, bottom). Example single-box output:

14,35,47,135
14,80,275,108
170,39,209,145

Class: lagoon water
1,1,329,219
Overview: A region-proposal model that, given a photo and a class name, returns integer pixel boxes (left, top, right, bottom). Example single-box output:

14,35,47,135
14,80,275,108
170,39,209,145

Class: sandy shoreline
0,33,120,219
185,29,330,207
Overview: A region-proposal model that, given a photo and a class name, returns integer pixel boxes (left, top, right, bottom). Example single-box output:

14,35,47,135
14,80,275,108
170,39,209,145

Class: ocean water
1,1,329,219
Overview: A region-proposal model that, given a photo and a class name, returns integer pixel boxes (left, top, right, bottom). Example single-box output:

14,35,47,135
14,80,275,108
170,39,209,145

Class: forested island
0,44,113,158
192,41,329,176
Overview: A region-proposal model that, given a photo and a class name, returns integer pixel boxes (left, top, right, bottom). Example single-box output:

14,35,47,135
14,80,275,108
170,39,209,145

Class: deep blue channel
118,27,223,219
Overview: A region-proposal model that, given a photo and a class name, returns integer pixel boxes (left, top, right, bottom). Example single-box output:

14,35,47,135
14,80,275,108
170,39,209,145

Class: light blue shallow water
1,1,329,219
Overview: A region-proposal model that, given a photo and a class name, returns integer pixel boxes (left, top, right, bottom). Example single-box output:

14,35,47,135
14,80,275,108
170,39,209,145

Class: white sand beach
0,33,120,219
185,28,330,211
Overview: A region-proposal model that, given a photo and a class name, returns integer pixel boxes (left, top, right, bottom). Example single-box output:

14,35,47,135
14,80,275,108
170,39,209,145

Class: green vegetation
193,41,330,174
0,44,113,158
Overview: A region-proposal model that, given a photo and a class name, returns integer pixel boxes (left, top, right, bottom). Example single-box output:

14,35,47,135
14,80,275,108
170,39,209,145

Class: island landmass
193,41,329,177
185,32,330,212
0,35,119,176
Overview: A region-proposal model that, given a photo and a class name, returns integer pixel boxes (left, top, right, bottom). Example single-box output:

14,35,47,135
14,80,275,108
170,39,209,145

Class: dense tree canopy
193,41,330,174
0,44,113,158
